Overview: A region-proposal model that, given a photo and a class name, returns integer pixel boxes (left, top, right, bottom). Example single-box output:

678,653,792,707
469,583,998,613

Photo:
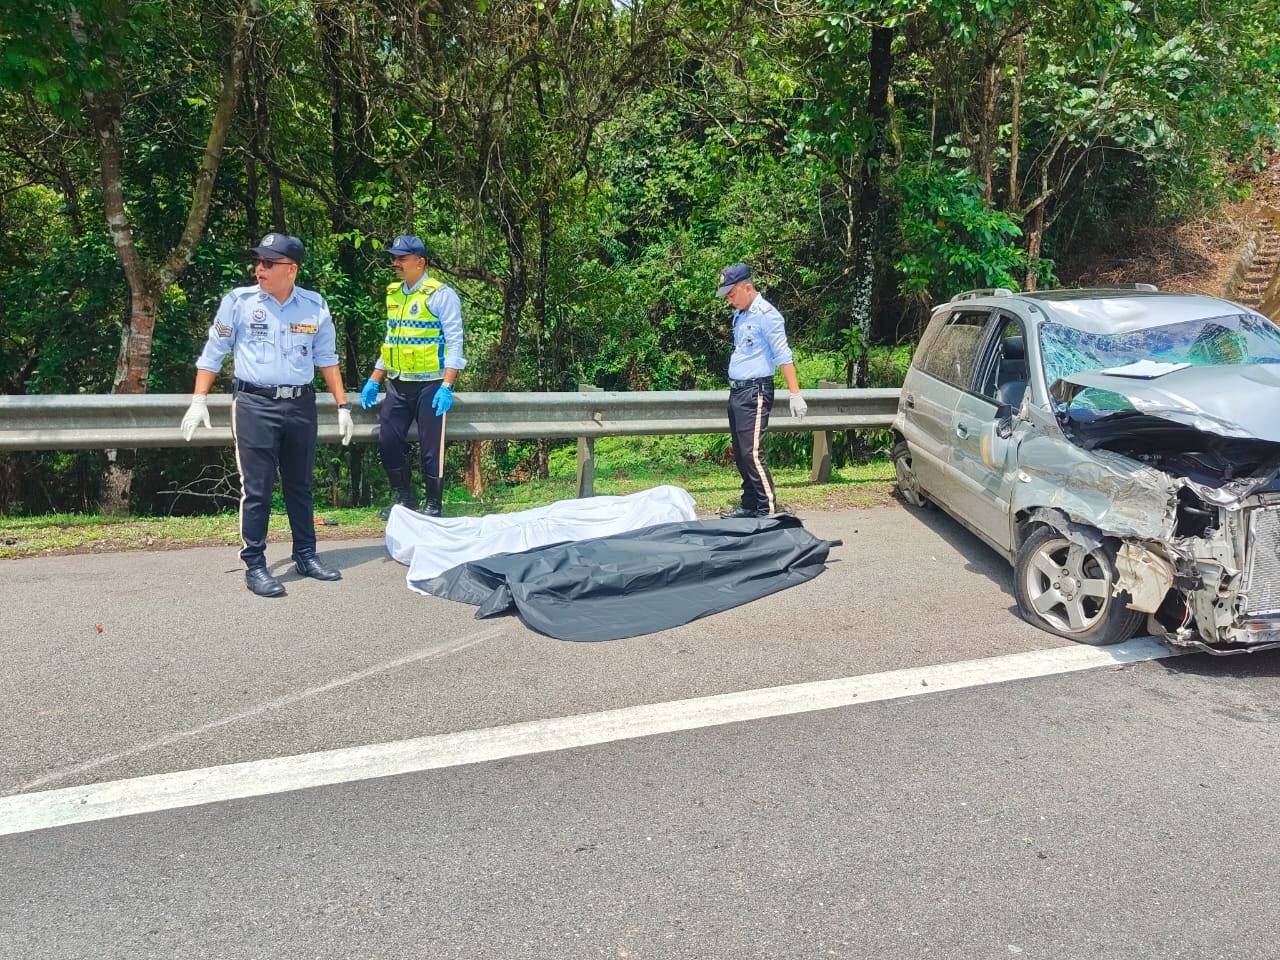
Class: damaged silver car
891,287,1280,654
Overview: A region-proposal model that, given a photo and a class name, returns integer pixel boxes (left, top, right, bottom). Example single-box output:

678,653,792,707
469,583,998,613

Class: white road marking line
0,636,1183,837
15,627,506,794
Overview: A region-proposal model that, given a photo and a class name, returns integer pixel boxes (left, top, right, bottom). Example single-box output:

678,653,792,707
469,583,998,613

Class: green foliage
0,0,1276,515
893,166,1031,300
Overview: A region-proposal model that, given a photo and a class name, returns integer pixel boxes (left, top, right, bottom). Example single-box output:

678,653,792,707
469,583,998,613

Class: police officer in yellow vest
358,235,465,518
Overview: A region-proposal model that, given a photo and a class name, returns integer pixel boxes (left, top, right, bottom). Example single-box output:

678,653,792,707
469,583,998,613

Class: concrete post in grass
576,384,602,498
810,380,841,483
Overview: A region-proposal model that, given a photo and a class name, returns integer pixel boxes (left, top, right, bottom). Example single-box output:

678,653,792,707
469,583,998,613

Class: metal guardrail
0,388,901,492
0,389,900,450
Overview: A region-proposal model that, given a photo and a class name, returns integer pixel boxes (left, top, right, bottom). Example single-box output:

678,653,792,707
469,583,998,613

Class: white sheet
385,484,699,589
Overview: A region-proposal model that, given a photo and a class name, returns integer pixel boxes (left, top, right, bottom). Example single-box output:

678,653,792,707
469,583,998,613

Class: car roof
937,289,1248,335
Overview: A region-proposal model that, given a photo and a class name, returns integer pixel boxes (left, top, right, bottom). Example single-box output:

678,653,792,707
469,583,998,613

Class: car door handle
955,423,969,439
905,394,915,409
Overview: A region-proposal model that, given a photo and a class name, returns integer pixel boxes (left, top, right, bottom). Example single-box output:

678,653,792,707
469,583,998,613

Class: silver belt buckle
274,385,297,399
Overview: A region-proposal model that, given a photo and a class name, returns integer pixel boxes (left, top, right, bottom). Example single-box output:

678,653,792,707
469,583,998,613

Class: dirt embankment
1057,154,1280,306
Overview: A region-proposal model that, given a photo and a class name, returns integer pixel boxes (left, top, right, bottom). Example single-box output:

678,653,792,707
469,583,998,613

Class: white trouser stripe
752,391,774,513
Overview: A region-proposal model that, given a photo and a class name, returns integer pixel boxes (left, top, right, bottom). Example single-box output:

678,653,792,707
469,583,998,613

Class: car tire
1013,525,1144,646
892,440,932,509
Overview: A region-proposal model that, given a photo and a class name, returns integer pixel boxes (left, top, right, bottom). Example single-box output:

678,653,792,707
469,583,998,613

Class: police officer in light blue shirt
180,234,355,598
718,263,807,518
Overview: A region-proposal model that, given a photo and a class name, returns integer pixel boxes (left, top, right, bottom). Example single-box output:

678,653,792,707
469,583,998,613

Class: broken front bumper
1150,501,1280,655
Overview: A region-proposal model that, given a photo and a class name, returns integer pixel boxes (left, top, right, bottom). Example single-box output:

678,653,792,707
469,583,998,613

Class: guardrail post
810,380,841,482
576,384,601,497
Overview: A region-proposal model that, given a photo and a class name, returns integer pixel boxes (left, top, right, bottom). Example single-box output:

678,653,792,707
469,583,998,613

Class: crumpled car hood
1057,363,1280,443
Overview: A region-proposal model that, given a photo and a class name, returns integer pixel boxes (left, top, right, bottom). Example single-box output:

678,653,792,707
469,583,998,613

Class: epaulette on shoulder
229,284,260,300
294,286,326,305
386,281,402,293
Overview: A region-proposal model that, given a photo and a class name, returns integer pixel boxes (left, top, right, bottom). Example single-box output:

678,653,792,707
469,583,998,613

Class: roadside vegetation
1,0,1276,518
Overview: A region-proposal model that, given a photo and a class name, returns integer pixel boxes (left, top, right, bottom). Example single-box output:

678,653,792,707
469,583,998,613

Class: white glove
338,406,354,446
180,394,211,442
789,393,808,419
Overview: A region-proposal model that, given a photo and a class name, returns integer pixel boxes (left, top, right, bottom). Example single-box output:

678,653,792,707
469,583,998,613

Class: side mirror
995,402,1014,440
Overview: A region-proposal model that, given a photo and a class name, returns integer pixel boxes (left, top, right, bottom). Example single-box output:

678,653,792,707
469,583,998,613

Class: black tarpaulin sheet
411,515,836,641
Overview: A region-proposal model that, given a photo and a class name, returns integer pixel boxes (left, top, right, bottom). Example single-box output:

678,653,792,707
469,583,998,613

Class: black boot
246,566,286,597
422,476,444,518
293,550,342,581
381,466,419,520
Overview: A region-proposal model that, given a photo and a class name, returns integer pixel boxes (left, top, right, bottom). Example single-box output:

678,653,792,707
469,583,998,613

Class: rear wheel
1013,526,1144,645
892,440,931,509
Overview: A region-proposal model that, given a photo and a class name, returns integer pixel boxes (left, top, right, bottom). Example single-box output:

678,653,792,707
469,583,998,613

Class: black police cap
250,233,305,265
716,262,752,296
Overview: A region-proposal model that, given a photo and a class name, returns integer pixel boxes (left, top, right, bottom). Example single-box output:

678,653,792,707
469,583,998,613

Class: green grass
0,454,895,559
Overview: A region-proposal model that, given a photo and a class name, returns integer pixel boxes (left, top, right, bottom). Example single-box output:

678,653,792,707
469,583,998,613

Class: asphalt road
2,501,1278,958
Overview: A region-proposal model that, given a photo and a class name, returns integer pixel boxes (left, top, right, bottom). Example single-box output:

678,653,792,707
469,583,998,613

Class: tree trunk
467,216,529,496
317,4,373,505
1008,35,1025,210
71,1,255,514
245,154,261,242
0,453,19,514
249,36,286,234
1023,162,1050,292
1025,203,1046,292
848,25,894,387
533,198,552,480
977,58,998,204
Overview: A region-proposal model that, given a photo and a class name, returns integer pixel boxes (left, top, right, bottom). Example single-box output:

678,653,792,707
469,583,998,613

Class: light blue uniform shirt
196,284,339,385
728,293,795,380
374,274,467,382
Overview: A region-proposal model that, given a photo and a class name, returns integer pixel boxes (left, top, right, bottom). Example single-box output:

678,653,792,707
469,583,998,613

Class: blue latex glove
432,383,454,416
359,378,380,410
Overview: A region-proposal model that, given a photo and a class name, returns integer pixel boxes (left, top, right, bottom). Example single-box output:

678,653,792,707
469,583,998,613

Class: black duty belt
234,379,314,399
728,376,773,390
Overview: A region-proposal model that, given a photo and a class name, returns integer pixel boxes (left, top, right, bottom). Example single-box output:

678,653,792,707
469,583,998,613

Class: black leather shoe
246,567,286,597
293,552,342,581
720,505,768,519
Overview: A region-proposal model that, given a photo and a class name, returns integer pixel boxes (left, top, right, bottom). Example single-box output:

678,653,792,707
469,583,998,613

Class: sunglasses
255,258,293,269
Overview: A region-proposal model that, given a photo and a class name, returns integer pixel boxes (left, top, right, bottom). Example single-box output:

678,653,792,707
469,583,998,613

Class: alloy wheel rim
895,453,923,506
1024,536,1112,634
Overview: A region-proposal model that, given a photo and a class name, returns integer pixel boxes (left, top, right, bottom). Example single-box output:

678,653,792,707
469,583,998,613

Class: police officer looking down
358,235,465,519
717,263,807,519
179,234,354,598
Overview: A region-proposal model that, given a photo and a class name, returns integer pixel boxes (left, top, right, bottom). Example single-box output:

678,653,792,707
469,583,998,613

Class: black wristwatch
338,402,352,411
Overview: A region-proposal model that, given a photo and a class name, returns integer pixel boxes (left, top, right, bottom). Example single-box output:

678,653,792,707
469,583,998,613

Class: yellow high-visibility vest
381,276,445,376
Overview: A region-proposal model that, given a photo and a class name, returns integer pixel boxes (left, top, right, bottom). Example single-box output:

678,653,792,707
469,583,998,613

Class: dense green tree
0,0,1275,512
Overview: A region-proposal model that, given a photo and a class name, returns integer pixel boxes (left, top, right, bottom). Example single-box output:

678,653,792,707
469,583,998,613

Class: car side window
975,316,1029,407
917,310,990,389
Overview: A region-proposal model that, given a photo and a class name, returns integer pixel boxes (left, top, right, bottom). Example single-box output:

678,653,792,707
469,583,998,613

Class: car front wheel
1013,525,1144,645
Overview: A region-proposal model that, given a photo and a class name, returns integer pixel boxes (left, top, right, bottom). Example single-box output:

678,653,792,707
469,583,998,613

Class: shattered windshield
1042,313,1280,415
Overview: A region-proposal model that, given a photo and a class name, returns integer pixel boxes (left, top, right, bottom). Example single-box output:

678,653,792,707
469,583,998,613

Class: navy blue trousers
233,390,317,568
378,377,446,478
728,380,776,513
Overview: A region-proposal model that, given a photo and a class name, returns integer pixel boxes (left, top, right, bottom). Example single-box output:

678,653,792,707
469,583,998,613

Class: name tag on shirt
289,323,318,335
249,322,269,339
